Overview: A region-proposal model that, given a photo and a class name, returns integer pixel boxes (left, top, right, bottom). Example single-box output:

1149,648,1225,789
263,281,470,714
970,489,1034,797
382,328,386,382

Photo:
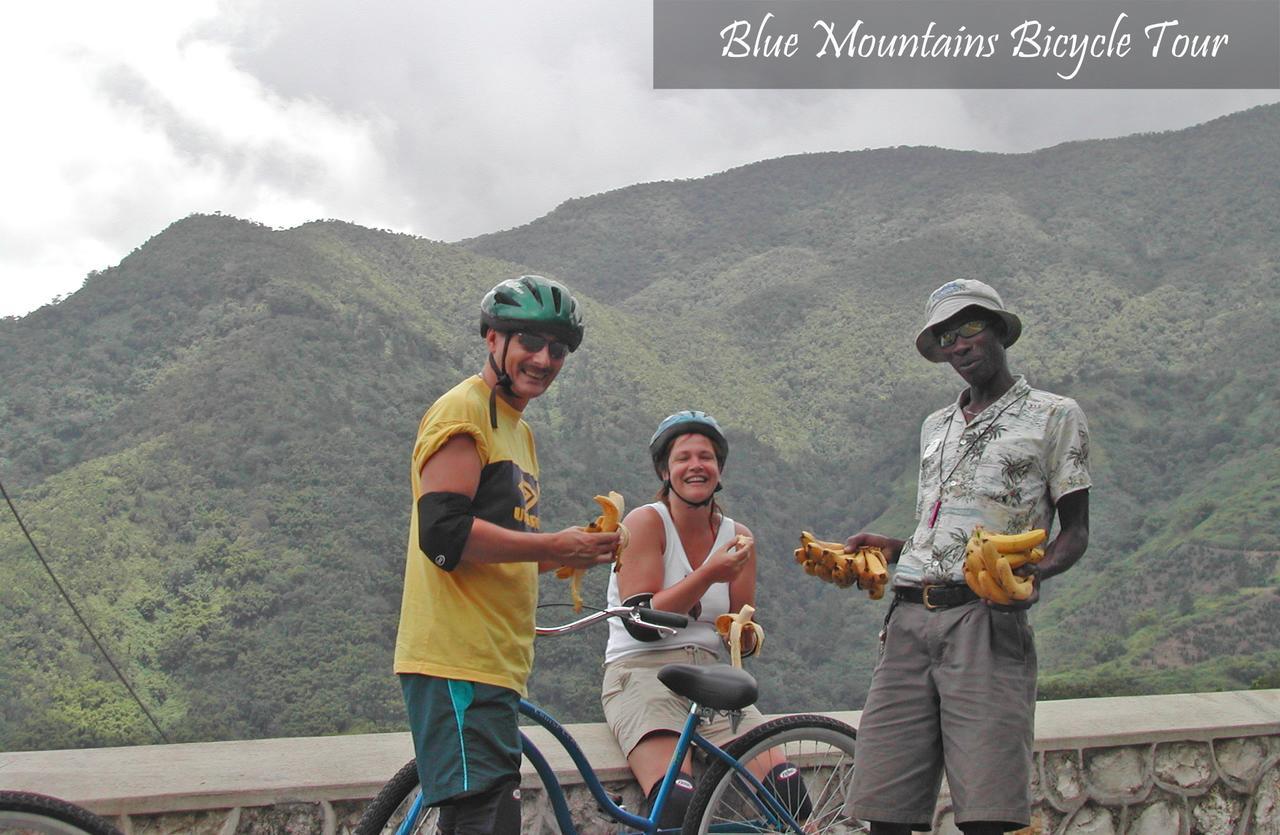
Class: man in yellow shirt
395,275,619,834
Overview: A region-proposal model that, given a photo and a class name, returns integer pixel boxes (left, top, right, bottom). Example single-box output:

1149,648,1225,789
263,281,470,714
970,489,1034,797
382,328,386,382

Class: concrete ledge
0,690,1276,818
1031,689,1280,750
0,733,415,816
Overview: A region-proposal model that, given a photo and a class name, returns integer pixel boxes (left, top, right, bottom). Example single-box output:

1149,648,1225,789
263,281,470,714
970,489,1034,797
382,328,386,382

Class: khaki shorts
601,645,766,758
849,598,1037,831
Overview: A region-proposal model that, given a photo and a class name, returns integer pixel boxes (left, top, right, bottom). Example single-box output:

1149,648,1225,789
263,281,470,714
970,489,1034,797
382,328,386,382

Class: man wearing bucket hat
844,279,1091,834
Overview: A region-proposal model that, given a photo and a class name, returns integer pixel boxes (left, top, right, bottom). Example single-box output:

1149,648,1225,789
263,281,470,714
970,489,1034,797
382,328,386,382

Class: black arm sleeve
417,492,476,572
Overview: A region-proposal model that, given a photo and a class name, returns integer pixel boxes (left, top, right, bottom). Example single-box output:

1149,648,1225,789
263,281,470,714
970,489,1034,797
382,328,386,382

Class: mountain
1,105,1277,750
463,103,1280,693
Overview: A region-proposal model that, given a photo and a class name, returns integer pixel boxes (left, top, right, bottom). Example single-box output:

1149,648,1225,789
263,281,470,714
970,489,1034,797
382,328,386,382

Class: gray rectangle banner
654,0,1280,88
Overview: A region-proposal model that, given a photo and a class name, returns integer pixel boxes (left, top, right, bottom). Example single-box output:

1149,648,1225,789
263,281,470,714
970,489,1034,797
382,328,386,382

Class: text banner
654,0,1280,88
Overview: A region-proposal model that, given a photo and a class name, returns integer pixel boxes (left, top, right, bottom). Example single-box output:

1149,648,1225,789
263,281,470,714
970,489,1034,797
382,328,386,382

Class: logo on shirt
519,477,539,510
513,471,541,530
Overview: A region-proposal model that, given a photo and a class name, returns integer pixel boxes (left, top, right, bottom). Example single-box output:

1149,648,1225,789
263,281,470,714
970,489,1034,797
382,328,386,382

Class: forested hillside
1,105,1277,750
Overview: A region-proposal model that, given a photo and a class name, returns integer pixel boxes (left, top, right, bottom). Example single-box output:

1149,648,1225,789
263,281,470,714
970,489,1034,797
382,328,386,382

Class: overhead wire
0,475,170,744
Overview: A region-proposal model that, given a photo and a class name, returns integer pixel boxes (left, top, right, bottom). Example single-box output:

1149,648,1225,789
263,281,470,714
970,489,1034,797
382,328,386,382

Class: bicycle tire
682,714,867,834
0,791,122,835
353,759,440,835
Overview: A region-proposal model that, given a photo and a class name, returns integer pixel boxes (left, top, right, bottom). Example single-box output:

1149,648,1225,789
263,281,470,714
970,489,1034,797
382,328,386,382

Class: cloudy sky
2,0,1276,317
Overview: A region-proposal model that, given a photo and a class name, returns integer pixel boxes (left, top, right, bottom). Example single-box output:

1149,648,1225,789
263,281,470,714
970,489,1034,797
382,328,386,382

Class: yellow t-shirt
394,375,541,694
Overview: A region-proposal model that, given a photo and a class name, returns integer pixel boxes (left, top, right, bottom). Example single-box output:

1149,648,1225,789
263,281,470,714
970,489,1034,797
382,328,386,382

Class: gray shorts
849,597,1037,830
601,645,765,757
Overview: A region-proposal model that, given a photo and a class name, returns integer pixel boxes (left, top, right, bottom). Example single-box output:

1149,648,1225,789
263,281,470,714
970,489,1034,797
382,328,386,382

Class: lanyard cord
934,389,1029,501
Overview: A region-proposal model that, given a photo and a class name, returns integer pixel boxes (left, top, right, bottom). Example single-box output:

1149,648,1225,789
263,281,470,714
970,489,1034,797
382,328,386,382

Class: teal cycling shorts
400,673,523,807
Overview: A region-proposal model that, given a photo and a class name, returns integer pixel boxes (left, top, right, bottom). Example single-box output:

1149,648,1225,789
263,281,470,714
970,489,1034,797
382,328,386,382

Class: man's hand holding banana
794,531,889,599
555,492,629,611
963,527,1047,608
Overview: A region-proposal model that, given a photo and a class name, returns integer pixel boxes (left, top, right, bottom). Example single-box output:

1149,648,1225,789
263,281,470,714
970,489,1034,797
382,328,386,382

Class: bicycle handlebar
535,605,689,638
636,607,688,629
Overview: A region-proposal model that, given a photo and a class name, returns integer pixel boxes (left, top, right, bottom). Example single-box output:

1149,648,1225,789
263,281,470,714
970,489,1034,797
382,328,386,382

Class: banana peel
556,492,628,612
962,527,1046,604
793,531,888,599
714,603,763,668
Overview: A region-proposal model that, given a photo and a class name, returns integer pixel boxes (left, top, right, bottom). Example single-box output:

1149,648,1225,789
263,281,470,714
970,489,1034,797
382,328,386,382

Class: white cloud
2,0,1276,317
0,0,406,316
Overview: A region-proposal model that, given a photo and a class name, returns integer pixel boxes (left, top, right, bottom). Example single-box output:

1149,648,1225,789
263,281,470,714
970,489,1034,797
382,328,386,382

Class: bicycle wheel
0,791,122,835
683,714,866,834
353,760,440,835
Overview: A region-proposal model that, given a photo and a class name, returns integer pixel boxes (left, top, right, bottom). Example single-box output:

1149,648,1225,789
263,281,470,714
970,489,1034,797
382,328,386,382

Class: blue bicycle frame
395,698,807,834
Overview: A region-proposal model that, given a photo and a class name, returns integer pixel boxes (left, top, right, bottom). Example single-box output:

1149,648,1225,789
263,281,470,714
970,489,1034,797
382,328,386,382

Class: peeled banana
557,492,627,612
714,603,764,668
962,527,1045,604
793,531,888,599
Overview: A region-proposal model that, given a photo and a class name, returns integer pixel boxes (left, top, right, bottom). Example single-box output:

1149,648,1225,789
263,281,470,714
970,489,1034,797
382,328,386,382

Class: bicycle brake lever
627,612,678,637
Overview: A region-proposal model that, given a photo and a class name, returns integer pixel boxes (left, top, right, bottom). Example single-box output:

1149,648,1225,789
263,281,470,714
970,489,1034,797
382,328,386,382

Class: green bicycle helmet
480,275,584,352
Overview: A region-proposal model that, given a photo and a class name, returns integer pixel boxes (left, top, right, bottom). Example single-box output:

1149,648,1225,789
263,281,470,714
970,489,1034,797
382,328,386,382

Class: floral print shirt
895,376,1091,587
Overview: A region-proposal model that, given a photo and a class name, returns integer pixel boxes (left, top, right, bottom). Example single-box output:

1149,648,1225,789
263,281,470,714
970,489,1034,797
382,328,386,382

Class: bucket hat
915,279,1022,362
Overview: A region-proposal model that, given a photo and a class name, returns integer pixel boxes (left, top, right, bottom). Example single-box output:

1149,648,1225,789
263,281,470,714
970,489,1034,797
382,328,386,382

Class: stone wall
933,734,1280,834
2,690,1277,834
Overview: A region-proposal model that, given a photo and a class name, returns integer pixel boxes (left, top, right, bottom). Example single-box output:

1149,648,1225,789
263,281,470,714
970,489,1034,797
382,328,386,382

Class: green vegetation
2,105,1278,750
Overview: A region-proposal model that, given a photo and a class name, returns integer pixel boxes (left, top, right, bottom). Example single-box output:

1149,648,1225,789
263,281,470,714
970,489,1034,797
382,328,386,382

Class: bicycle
356,604,863,834
0,791,122,835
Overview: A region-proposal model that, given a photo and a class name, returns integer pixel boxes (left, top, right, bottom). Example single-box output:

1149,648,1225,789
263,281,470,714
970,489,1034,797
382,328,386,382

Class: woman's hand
700,534,753,584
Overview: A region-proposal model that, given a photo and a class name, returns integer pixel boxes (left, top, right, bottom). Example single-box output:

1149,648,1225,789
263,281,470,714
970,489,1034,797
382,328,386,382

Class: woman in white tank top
600,411,764,828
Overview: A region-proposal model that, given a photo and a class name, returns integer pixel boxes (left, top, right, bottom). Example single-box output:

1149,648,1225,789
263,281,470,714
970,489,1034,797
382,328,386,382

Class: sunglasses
937,319,991,348
514,331,569,360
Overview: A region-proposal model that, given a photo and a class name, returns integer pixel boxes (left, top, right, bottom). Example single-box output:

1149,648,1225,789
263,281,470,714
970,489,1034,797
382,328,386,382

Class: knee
869,823,914,835
647,772,696,830
447,779,521,835
958,823,1013,835
763,761,813,821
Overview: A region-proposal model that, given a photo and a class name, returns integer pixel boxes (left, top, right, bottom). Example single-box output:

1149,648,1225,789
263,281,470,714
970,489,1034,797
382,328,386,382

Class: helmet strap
665,479,723,509
488,334,515,429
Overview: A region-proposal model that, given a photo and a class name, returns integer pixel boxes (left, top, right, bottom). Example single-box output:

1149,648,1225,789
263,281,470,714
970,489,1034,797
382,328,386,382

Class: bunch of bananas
962,527,1046,605
793,531,889,599
556,492,629,612
714,603,764,668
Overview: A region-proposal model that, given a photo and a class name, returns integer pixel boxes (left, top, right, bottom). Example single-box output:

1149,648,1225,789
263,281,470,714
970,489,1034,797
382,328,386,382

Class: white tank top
603,502,736,664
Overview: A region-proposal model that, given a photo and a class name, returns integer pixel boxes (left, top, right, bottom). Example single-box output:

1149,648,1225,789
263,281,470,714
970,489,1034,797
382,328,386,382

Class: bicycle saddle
657,663,758,710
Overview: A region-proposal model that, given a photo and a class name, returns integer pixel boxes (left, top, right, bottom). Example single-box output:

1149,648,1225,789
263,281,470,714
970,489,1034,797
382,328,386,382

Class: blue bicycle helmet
649,410,729,478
